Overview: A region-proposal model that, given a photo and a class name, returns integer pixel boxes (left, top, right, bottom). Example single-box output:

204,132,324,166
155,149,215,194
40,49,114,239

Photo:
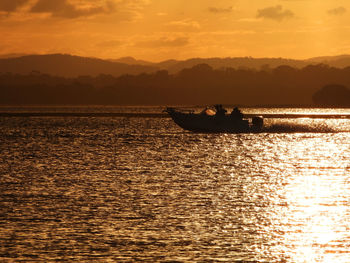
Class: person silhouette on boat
214,104,227,118
230,107,243,121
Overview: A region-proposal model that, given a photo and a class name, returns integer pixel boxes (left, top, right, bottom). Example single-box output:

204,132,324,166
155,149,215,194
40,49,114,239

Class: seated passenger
214,104,227,117
230,107,243,120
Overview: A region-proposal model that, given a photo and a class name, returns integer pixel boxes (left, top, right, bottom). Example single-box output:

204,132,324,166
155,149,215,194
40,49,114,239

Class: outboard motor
252,116,264,131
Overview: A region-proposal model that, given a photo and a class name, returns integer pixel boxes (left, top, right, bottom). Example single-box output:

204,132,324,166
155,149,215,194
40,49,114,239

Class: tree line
1,63,350,106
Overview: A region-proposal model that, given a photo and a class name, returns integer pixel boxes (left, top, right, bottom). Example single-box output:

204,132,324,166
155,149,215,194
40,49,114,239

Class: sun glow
1,0,350,60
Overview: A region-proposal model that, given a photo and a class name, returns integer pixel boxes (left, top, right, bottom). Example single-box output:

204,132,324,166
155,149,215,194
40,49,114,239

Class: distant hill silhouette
306,55,350,68
111,56,154,66
0,54,157,77
112,56,309,73
158,57,308,73
2,53,350,107
2,63,350,106
2,53,350,77
0,53,30,59
112,55,350,73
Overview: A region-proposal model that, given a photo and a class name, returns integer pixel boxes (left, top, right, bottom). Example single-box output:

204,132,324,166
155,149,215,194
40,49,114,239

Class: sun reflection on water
1,113,350,262
278,137,350,263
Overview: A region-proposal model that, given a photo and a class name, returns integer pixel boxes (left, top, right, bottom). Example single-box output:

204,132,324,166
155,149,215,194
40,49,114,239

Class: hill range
1,53,350,77
2,53,350,106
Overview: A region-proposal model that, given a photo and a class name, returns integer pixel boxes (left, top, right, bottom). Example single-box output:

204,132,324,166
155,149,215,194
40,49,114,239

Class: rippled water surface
1,108,350,262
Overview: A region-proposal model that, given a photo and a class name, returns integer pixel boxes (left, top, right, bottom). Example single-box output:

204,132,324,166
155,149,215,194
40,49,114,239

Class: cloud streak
30,0,115,18
135,37,189,48
0,0,30,12
328,6,346,16
257,5,294,21
208,6,233,14
166,19,201,31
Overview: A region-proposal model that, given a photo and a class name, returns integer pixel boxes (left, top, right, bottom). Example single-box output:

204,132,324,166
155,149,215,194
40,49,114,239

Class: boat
165,105,263,133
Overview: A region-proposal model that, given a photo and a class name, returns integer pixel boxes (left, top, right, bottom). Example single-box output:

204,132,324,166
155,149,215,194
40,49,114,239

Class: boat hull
166,108,259,133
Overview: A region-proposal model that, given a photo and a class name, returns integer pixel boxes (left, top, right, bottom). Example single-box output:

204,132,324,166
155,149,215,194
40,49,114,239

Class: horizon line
1,52,350,63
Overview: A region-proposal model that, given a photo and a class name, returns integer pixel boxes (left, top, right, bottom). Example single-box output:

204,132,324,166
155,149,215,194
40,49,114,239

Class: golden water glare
1,110,350,262
279,138,350,262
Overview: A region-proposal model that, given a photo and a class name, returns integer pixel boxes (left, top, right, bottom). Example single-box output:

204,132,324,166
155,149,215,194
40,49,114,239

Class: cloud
135,37,189,48
0,0,30,12
166,19,201,30
328,7,346,16
208,6,233,13
257,5,294,21
0,0,149,22
30,0,115,18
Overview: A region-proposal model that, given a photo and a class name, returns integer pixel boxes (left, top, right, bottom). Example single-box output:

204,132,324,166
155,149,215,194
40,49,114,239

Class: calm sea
1,107,350,262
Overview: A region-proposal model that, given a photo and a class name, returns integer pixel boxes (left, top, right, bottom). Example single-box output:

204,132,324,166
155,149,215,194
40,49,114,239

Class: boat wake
262,123,337,133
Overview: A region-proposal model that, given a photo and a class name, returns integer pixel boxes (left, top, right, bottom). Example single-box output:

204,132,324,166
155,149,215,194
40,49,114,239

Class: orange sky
1,0,350,61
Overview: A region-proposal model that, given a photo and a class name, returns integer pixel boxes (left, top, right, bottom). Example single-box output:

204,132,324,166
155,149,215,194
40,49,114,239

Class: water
0,108,350,262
